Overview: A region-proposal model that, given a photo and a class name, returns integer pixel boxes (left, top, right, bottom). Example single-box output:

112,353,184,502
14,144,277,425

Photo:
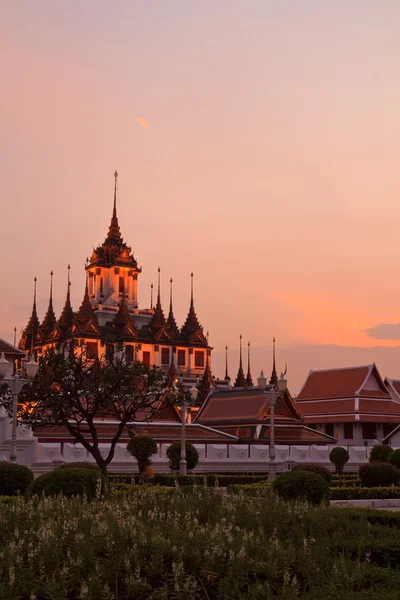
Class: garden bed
2,491,400,598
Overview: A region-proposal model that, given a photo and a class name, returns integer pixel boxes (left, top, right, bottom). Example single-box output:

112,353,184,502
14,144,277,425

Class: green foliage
108,472,269,486
228,482,272,495
330,486,400,500
166,441,199,471
126,434,158,473
292,463,332,483
57,462,101,470
29,468,108,499
0,463,34,496
3,492,400,597
369,444,392,463
329,447,350,474
330,478,361,488
273,470,329,504
388,449,400,469
360,462,399,488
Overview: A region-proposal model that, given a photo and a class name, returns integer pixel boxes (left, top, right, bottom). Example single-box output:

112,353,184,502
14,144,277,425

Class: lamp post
0,353,38,463
257,369,287,481
170,382,198,475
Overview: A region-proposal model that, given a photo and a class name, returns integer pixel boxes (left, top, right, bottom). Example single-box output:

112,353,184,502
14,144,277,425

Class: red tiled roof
298,399,355,416
296,365,391,402
358,399,400,414
297,366,370,400
0,339,24,359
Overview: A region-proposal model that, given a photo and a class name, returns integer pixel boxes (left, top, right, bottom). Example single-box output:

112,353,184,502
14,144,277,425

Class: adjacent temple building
18,172,211,391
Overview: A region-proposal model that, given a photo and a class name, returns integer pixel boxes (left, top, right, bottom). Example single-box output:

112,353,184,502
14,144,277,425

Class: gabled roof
0,338,25,359
296,364,390,402
196,387,301,424
384,378,400,404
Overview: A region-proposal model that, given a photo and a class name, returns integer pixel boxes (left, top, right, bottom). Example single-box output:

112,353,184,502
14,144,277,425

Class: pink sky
1,1,400,392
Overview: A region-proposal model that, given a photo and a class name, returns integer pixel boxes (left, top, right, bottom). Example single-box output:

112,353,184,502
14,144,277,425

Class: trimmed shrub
0,463,34,496
57,462,100,471
329,447,349,474
292,463,332,483
30,468,108,499
126,434,158,473
369,444,392,463
359,462,399,488
388,449,400,469
330,486,400,500
273,470,329,504
108,473,269,486
166,442,199,471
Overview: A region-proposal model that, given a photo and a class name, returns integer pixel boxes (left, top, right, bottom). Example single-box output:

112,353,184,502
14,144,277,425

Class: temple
18,172,211,391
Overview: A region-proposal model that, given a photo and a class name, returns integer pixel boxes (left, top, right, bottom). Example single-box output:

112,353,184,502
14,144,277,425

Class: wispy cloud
136,117,151,128
364,323,400,340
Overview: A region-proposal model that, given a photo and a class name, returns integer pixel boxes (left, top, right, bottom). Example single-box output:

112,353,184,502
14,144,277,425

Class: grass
1,488,400,598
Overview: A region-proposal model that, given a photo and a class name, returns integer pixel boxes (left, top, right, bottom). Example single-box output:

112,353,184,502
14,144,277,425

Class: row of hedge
108,473,270,486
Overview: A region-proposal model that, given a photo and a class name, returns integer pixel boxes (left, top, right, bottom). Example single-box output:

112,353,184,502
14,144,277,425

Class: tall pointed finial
67,264,71,285
190,272,194,306
50,271,53,301
150,283,154,310
270,336,278,385
157,267,161,303
246,341,253,386
33,277,37,309
13,326,17,348
170,278,173,310
225,345,229,380
113,170,118,218
234,334,246,387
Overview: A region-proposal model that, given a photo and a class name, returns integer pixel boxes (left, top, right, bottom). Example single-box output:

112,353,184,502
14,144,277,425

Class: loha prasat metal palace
2,172,400,472
18,171,210,393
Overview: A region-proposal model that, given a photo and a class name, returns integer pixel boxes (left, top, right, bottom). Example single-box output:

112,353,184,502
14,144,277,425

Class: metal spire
150,283,154,310
270,337,278,385
225,345,229,380
234,334,246,387
246,341,253,386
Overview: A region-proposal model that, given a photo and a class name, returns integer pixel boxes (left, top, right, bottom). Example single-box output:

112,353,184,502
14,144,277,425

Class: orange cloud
136,117,151,128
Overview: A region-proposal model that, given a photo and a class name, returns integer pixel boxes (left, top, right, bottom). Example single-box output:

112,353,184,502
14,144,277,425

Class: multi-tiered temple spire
19,278,40,352
150,268,166,334
181,273,206,342
39,271,56,340
166,278,179,338
72,273,99,335
270,337,278,385
225,345,230,381
234,335,247,387
246,341,253,387
58,265,74,335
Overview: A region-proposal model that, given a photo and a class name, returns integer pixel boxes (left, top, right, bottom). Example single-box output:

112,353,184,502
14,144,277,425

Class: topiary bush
369,444,392,463
388,449,400,469
166,442,199,472
292,463,332,483
359,462,399,488
0,463,34,496
29,467,108,499
329,447,349,474
57,462,101,471
272,470,329,505
126,434,158,473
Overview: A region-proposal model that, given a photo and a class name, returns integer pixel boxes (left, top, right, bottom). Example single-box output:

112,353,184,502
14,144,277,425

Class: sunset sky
1,1,400,391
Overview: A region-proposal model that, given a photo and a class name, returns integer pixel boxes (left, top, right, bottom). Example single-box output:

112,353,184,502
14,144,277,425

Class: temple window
161,348,170,365
125,345,134,363
143,351,150,368
362,422,376,439
86,342,98,360
344,423,353,440
194,351,204,368
177,349,185,366
119,276,124,294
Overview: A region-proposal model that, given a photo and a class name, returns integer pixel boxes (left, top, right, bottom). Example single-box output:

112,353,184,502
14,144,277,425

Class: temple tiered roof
19,278,40,352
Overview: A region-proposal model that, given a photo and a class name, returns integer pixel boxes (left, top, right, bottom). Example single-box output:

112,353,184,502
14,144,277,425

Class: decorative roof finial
234,334,246,387
33,277,37,309
50,271,53,302
58,265,74,334
246,341,254,387
150,283,154,310
190,272,194,307
166,277,179,338
113,170,118,218
157,267,161,304
225,345,230,380
67,264,71,286
13,326,16,348
270,337,278,385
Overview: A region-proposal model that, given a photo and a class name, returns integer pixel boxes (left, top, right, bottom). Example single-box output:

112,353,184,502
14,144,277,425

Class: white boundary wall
0,409,379,473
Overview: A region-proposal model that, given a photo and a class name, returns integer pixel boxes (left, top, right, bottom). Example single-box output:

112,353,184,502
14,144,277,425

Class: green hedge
228,482,272,495
29,468,108,499
108,473,269,486
273,470,329,504
330,478,361,488
0,463,34,496
330,486,400,500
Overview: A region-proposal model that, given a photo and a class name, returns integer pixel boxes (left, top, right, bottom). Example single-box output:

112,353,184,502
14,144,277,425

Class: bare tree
2,346,165,474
